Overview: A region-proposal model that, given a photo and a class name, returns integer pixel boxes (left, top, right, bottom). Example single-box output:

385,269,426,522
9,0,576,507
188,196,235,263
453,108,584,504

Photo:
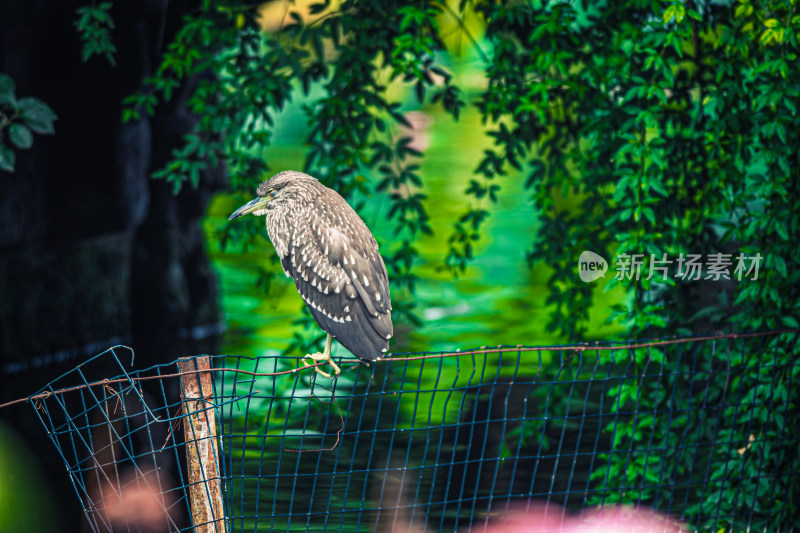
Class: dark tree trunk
0,2,225,531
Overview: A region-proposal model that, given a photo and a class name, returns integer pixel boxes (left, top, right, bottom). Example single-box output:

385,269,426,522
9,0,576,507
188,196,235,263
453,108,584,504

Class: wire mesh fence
23,330,799,532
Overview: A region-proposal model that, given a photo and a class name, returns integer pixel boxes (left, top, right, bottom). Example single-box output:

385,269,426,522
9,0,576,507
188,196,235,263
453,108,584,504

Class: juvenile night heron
228,171,393,378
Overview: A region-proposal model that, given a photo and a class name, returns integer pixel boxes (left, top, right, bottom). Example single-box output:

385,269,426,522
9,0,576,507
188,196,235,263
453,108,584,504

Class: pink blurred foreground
467,503,686,533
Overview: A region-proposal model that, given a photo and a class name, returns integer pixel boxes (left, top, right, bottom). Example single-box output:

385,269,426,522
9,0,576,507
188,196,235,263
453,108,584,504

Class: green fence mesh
27,330,799,532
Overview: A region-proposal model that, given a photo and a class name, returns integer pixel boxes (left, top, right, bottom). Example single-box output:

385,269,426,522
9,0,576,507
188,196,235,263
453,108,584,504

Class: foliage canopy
115,0,798,340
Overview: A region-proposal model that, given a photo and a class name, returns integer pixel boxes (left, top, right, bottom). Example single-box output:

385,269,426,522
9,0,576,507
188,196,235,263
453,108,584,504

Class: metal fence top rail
1,328,796,411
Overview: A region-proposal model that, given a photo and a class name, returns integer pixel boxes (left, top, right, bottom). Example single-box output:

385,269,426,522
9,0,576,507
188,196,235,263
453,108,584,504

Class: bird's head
228,171,319,220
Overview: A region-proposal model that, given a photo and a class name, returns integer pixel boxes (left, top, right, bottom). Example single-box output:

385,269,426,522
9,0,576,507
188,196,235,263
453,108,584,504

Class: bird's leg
303,334,341,379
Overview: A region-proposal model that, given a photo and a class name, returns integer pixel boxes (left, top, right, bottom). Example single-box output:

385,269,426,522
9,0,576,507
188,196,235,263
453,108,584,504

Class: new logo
578,251,608,282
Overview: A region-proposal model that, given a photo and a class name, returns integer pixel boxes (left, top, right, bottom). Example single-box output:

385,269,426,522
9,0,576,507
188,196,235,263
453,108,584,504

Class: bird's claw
302,352,341,379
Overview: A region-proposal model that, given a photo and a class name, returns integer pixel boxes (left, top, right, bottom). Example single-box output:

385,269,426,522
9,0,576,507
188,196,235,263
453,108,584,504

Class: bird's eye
268,188,276,195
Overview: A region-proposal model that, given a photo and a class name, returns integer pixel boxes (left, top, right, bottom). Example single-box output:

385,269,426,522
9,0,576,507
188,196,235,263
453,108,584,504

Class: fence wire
24,330,799,532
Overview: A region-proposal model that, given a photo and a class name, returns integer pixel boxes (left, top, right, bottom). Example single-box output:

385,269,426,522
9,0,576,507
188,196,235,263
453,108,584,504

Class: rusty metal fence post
178,356,226,533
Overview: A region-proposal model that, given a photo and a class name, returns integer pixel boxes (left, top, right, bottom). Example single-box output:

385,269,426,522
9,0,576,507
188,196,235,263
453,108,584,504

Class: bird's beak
228,196,271,221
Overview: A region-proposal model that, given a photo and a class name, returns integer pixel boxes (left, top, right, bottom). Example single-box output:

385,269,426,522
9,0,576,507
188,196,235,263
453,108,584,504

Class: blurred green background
202,58,627,360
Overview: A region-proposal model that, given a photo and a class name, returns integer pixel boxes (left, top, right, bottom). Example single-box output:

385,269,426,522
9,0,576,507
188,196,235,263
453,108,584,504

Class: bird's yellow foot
302,352,341,379
302,333,339,378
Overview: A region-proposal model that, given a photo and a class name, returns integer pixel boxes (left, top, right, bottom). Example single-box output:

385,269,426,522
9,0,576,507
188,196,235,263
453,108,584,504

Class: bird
227,170,393,378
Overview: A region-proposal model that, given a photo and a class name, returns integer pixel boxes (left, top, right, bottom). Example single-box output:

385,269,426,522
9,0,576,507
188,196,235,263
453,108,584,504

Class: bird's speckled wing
287,192,392,360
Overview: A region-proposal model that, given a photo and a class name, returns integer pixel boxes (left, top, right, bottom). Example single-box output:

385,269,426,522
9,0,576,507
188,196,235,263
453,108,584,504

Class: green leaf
8,123,33,149
781,316,798,329
663,4,685,24
0,74,15,105
662,5,675,23
18,97,57,134
74,3,116,66
0,143,15,172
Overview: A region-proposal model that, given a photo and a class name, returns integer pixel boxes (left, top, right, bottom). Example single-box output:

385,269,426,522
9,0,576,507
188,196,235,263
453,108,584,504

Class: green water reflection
203,90,627,359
